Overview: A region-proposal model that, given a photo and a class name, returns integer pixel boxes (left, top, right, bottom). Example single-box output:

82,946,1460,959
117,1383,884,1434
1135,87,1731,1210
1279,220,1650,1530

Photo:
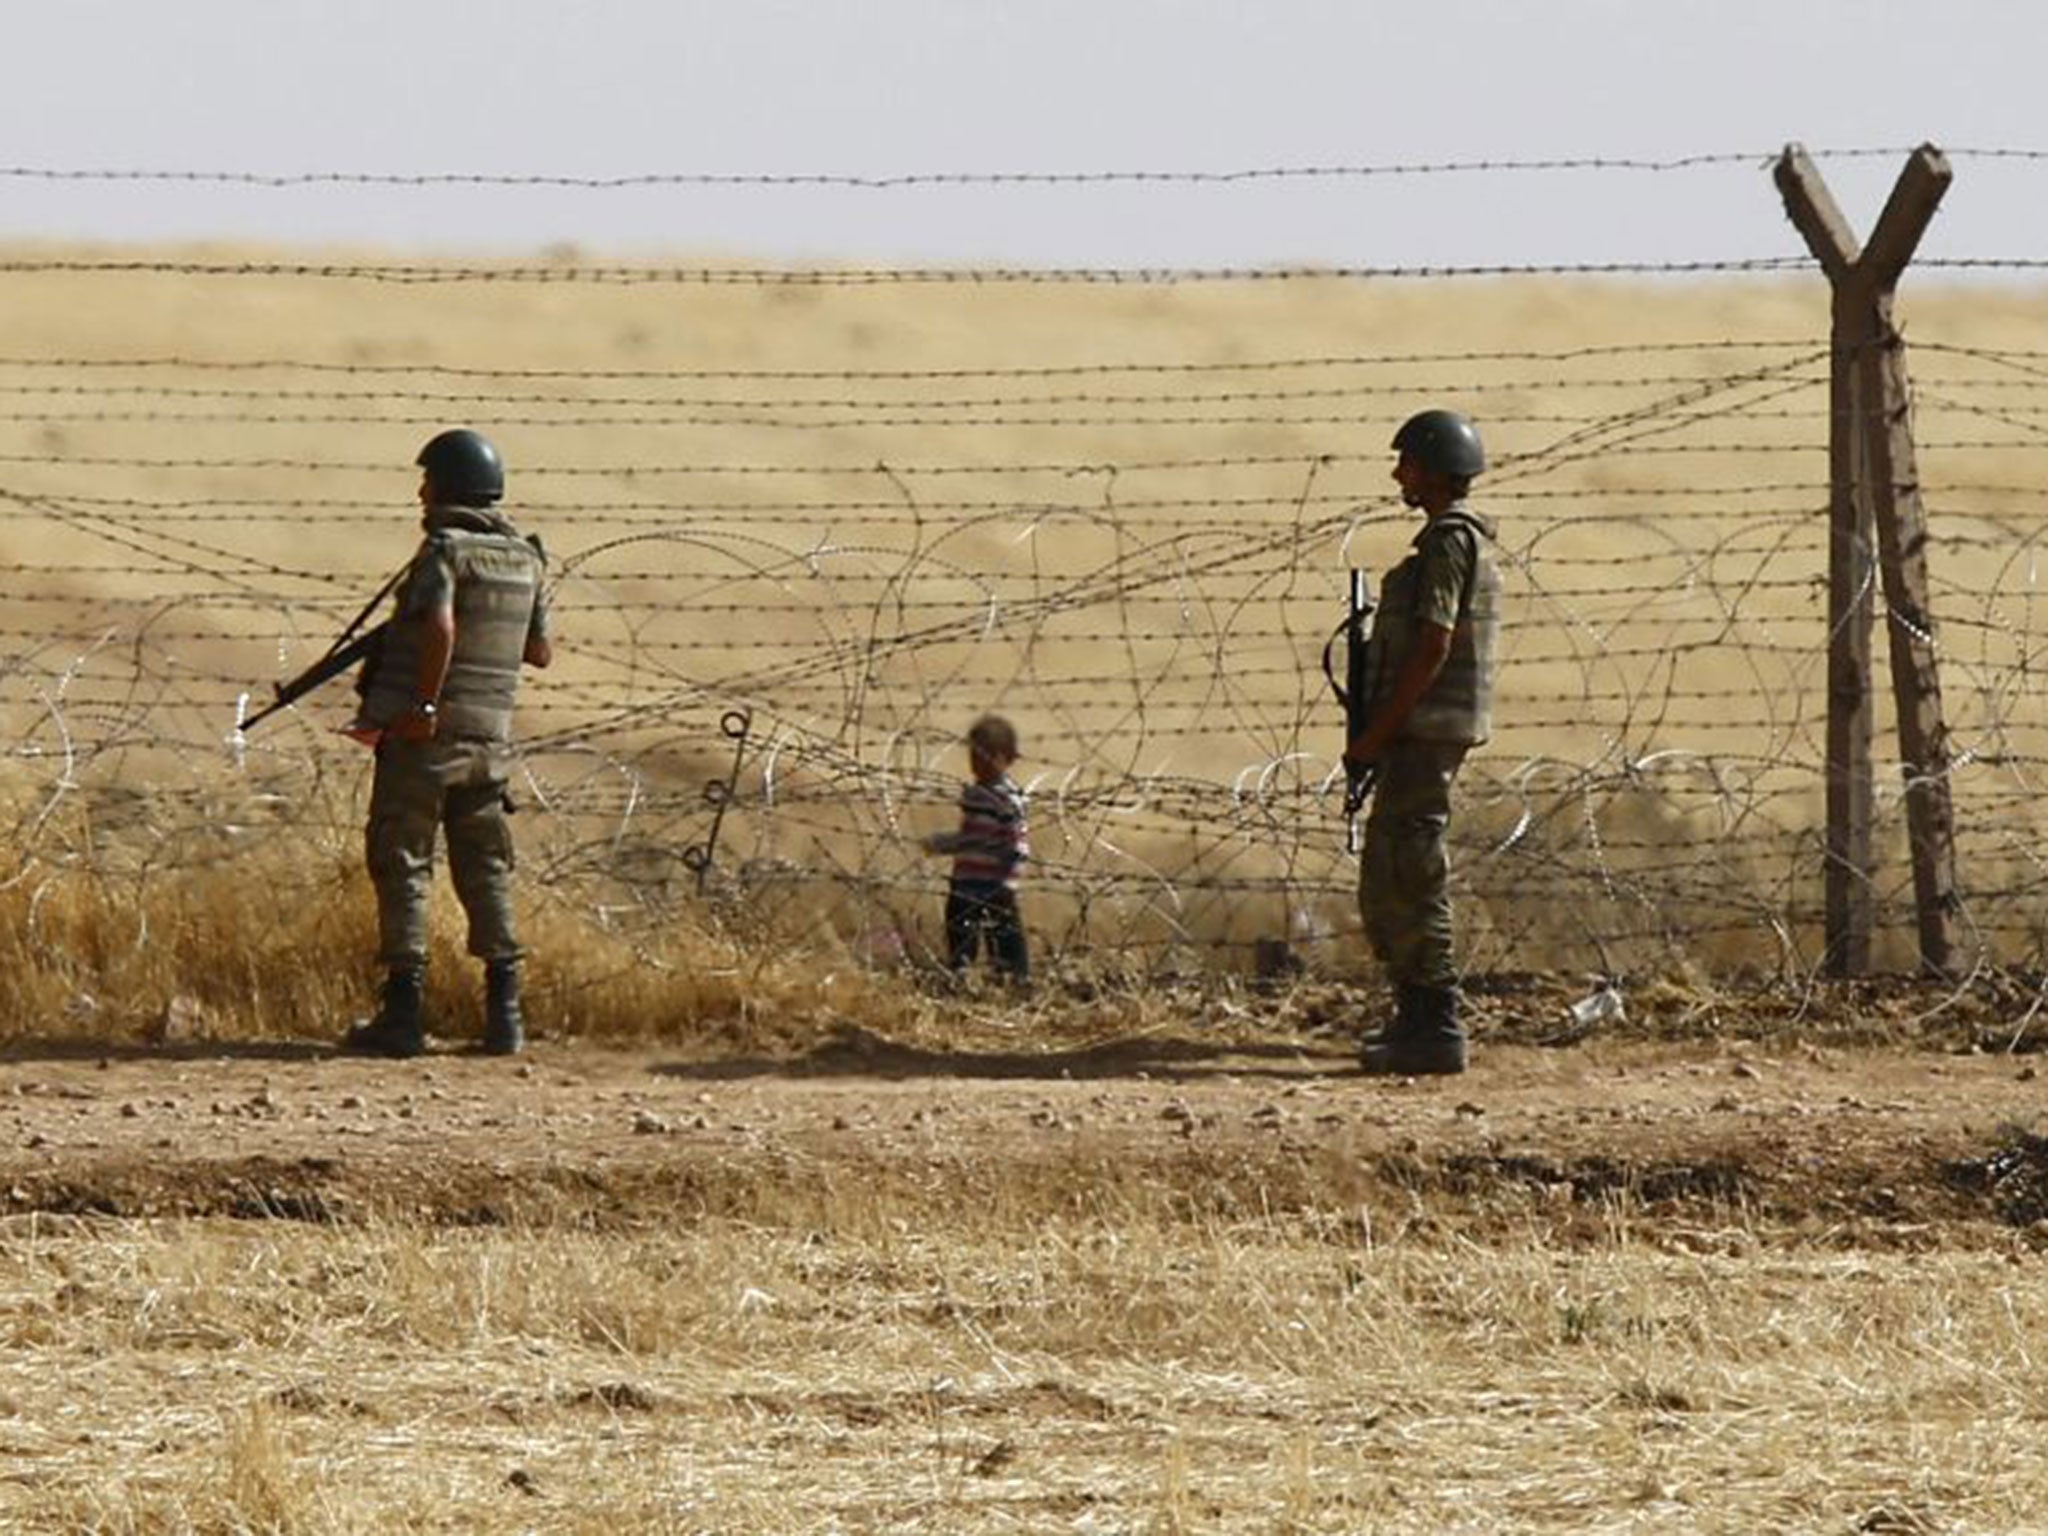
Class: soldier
342,429,552,1058
1343,409,1501,1075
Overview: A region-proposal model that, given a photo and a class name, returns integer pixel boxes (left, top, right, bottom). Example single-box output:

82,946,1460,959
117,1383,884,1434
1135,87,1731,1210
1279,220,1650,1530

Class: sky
0,0,2041,273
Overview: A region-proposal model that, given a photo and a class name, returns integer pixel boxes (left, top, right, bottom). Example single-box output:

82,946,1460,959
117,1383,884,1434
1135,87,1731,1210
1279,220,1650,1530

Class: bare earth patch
1,1032,2045,1531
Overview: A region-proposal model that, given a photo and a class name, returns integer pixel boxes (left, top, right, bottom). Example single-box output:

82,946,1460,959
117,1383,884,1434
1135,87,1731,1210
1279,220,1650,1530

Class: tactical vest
1366,505,1502,746
363,516,544,744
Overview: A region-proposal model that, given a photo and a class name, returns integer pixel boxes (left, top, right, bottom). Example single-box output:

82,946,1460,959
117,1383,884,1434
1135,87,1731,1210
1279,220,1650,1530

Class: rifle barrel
238,619,386,735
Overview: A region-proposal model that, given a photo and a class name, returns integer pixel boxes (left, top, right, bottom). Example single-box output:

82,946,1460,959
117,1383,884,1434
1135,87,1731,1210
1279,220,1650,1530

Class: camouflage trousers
1358,737,1470,989
367,737,522,969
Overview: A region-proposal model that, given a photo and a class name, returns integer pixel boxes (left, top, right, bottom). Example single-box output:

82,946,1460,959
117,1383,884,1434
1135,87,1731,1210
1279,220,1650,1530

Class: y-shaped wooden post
1775,143,1957,976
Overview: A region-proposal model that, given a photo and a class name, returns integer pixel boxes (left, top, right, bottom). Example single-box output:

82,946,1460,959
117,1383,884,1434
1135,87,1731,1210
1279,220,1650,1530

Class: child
923,714,1030,985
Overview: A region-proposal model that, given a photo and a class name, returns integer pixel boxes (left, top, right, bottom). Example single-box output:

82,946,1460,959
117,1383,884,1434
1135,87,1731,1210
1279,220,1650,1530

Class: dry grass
0,791,2037,1057
0,803,1279,1051
1,1190,2043,1533
0,822,909,1049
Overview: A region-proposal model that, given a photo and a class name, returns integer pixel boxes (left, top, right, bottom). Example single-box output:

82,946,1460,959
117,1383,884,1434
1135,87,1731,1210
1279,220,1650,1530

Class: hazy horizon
0,2,2042,269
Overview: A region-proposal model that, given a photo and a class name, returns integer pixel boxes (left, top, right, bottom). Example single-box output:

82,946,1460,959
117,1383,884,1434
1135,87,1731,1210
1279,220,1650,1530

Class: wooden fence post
1773,143,1958,975
1774,147,1877,975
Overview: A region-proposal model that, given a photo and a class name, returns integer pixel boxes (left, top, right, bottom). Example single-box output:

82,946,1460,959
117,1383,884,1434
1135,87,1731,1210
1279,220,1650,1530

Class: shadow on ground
653,1022,1356,1083
0,1037,331,1066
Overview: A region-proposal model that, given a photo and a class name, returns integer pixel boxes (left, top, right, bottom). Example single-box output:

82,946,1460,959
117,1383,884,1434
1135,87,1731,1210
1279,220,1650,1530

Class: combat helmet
416,428,504,504
1391,410,1486,479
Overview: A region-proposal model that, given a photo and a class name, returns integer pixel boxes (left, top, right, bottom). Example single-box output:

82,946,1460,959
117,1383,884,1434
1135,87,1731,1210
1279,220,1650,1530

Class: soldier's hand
389,701,440,743
1342,756,1379,815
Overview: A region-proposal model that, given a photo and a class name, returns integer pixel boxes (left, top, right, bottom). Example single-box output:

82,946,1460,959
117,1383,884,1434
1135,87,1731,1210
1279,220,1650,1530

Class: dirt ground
2,1025,2043,1241
7,1022,2048,1531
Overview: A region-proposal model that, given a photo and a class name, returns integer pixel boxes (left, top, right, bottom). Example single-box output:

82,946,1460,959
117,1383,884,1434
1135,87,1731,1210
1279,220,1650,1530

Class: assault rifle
238,564,406,735
1321,568,1379,822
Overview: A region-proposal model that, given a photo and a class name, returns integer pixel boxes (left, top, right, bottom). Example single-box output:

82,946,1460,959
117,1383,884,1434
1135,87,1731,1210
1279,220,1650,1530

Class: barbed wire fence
0,147,2044,993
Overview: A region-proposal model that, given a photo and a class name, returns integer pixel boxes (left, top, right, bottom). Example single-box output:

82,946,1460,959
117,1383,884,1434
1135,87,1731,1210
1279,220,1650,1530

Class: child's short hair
967,713,1020,761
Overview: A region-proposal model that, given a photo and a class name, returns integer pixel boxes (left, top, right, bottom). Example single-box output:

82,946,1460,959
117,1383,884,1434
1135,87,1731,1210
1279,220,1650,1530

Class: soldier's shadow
0,1038,331,1065
652,1024,1352,1084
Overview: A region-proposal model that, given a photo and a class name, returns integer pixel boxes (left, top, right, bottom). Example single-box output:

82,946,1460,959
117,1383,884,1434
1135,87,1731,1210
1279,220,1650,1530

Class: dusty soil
7,1022,2048,1531
3,1026,2044,1243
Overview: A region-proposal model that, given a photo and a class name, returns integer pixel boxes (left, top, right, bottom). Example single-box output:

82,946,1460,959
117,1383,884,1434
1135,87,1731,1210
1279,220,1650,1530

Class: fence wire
0,158,2045,985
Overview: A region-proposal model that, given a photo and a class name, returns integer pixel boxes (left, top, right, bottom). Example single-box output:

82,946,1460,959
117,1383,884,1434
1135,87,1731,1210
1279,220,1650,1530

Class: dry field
4,1017,2048,1533
0,253,2046,1530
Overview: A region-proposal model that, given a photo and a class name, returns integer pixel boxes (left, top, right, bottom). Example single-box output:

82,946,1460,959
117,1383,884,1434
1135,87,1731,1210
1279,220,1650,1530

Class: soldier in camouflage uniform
1344,410,1502,1075
342,429,553,1058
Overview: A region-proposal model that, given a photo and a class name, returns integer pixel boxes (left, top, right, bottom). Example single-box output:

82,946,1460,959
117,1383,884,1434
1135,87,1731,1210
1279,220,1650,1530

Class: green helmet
416,428,504,504
1392,410,1486,478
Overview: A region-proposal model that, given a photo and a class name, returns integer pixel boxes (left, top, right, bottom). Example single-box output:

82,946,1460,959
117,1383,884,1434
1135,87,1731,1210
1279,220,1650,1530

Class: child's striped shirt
934,775,1029,888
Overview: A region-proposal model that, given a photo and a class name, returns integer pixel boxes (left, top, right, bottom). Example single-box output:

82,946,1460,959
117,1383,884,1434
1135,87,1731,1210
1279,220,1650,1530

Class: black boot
483,959,525,1056
1358,984,1425,1059
1361,985,1467,1076
343,966,426,1058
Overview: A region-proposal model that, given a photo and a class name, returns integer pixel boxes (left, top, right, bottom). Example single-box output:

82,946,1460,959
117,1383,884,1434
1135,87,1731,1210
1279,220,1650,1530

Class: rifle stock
239,619,388,734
